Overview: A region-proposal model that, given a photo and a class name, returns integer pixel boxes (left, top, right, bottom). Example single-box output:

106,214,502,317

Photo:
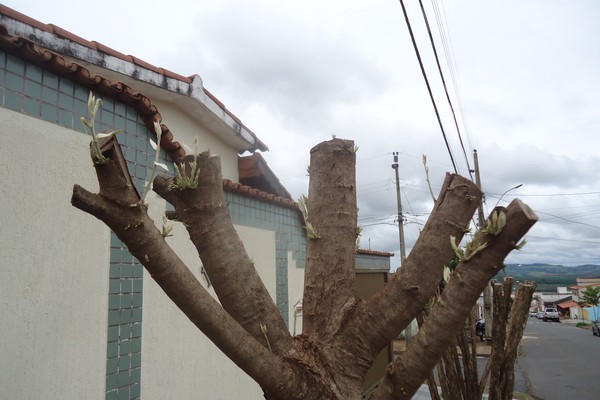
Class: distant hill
495,264,600,292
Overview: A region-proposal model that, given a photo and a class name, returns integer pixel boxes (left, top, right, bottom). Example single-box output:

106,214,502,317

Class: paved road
514,318,600,400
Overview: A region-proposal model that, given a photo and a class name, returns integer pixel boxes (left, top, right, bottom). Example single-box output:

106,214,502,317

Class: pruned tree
487,278,536,400
72,121,537,399
412,272,536,400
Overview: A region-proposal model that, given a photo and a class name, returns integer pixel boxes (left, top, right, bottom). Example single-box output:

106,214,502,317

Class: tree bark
302,139,358,340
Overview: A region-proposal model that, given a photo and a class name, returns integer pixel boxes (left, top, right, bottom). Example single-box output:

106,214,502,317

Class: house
0,5,392,400
570,279,600,321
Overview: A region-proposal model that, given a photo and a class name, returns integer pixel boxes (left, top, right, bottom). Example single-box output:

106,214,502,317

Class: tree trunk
488,279,536,400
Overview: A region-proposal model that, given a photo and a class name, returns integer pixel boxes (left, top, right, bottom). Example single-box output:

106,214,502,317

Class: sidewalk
411,385,533,400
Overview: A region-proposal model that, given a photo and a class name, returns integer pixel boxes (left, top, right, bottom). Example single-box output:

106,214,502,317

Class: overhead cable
396,0,458,173
418,0,473,179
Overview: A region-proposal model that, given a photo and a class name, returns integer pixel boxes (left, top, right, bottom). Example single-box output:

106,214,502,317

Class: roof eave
0,6,268,154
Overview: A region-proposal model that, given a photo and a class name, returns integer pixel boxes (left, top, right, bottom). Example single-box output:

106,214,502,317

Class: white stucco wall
0,108,110,399
151,99,240,182
287,253,305,335
140,218,275,400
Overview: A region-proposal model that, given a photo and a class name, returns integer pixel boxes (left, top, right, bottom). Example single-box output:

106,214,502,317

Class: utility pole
391,152,407,266
473,149,485,228
472,149,492,339
392,152,412,342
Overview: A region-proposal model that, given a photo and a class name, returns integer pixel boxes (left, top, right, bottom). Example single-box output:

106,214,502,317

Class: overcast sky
7,0,600,268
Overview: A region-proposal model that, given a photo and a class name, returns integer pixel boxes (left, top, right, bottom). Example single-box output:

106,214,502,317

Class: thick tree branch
72,184,300,397
344,174,481,363
370,200,537,400
302,138,358,339
152,152,292,355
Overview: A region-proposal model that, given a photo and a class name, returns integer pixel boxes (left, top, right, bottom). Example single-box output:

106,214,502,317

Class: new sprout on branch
80,92,122,163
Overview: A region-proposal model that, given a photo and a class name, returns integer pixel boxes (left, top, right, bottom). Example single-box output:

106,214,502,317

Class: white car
543,308,560,322
537,311,544,319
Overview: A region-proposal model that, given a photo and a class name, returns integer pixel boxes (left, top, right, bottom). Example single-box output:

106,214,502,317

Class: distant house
570,278,600,301
556,299,579,319
0,5,392,400
570,279,600,321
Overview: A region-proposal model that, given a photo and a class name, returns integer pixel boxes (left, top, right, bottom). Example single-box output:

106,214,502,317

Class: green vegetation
495,264,600,292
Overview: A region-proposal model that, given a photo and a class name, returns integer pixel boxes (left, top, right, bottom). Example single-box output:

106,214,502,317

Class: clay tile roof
0,22,186,162
0,4,267,153
222,179,298,209
557,300,579,308
357,249,394,257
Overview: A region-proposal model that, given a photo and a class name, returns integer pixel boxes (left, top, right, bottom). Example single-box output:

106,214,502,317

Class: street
514,318,600,400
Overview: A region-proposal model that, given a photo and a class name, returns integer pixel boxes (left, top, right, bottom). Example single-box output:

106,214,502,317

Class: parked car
592,319,600,337
537,311,544,319
529,311,537,317
543,308,560,322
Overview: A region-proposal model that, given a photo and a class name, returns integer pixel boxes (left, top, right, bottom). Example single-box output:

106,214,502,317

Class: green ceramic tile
58,92,72,109
132,294,142,308
74,85,88,101
24,97,40,116
107,325,119,342
120,294,132,308
106,373,118,391
107,343,118,358
41,87,57,103
116,371,130,387
130,383,140,398
118,355,130,371
131,323,142,338
5,71,22,92
58,109,72,127
106,389,118,400
74,98,86,116
108,295,120,310
131,353,141,368
6,54,24,74
25,64,43,82
5,90,22,111
58,78,74,95
132,279,143,293
42,71,58,89
108,310,120,327
130,367,141,383
117,389,130,400
24,80,41,98
41,102,57,122
130,338,141,353
119,340,131,356
106,357,118,375
131,309,142,323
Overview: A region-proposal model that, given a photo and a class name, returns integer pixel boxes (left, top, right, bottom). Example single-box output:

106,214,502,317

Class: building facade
0,6,391,400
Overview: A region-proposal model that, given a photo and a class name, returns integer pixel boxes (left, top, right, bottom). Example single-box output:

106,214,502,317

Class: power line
490,191,600,197
417,0,473,179
396,0,458,173
431,0,474,158
535,210,600,230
